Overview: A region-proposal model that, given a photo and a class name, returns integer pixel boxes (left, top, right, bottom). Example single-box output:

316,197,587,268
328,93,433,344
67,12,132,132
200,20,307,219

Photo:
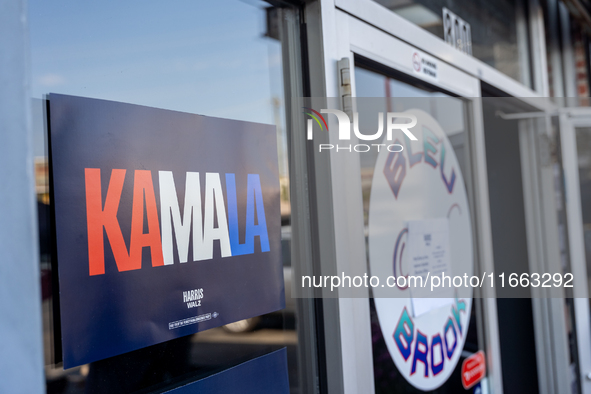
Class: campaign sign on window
49,94,284,368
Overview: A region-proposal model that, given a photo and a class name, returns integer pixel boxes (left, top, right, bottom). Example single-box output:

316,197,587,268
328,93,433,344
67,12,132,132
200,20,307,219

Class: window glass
31,1,299,393
355,64,487,392
371,0,531,86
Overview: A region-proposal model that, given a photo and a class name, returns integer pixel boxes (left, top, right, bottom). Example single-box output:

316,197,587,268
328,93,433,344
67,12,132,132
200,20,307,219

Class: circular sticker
368,109,473,391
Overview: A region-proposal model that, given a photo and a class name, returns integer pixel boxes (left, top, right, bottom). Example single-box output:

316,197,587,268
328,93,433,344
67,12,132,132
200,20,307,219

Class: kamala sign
49,94,284,368
85,170,270,275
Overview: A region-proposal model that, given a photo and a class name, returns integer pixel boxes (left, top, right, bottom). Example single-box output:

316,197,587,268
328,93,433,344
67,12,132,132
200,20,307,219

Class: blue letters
423,127,439,168
431,334,444,375
411,330,429,377
440,143,456,193
404,134,423,167
393,308,414,361
226,173,270,256
384,139,407,199
452,298,466,336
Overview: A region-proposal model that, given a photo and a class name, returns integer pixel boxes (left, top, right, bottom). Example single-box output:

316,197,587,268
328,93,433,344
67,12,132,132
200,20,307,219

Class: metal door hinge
337,57,353,119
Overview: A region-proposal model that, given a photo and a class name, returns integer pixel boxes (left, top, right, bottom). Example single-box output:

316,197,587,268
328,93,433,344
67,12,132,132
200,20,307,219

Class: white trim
529,0,551,96
332,10,375,394
312,2,376,393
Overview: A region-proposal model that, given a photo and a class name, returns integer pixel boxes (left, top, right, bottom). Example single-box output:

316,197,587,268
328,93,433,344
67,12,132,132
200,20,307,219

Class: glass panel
370,0,530,86
480,97,540,392
31,1,300,393
355,64,487,392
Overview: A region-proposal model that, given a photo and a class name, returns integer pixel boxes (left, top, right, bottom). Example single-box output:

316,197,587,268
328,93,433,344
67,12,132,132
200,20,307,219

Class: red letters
85,168,163,275
130,170,164,268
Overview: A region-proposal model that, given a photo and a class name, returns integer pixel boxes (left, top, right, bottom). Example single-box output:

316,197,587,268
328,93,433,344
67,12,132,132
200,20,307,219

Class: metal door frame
559,109,591,394
304,2,504,392
302,1,579,393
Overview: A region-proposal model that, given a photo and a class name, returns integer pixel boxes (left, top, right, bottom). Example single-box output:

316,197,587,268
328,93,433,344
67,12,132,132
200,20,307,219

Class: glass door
314,6,502,393
559,110,591,394
355,63,489,394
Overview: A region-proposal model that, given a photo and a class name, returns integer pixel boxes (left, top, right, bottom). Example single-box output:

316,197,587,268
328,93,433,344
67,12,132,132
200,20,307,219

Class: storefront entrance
560,109,591,394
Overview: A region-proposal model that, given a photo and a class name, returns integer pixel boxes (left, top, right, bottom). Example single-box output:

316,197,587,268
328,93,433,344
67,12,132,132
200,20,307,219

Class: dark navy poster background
163,348,289,394
49,94,284,368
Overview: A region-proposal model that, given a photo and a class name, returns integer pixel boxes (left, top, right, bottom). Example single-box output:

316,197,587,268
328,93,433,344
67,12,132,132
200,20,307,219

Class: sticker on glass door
411,50,439,83
368,109,473,390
